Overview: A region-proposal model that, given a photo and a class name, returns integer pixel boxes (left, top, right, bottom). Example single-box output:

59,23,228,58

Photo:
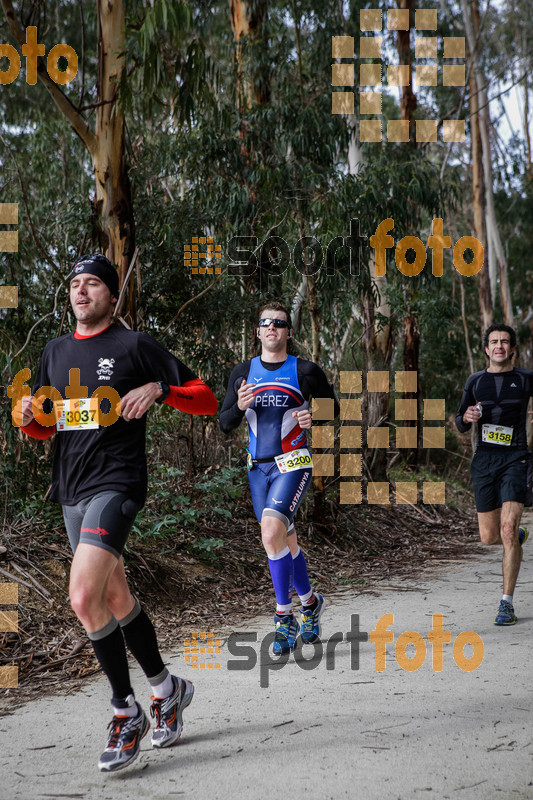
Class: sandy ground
1,523,532,800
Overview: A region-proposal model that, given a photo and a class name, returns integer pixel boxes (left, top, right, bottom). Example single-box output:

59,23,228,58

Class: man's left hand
120,382,162,421
292,408,312,429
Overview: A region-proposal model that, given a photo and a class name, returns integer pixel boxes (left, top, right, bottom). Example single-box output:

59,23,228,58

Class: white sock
151,673,174,699
502,594,513,603
112,694,138,718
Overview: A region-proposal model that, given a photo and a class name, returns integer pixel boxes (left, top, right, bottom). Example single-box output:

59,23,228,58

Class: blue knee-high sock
267,546,294,613
292,546,313,603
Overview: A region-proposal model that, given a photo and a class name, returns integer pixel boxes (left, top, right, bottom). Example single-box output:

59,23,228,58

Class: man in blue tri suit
220,301,339,653
456,324,530,625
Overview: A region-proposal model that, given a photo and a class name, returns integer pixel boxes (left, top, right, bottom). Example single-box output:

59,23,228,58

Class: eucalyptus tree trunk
229,0,270,109
397,0,420,466
462,0,514,329
94,0,135,315
229,0,275,306
469,0,493,330
397,0,417,142
229,0,250,113
469,45,493,329
2,0,136,326
362,273,392,483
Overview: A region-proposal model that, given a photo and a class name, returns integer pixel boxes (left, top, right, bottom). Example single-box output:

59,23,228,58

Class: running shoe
150,676,194,748
98,705,149,772
299,593,327,644
273,614,299,655
519,526,529,560
494,599,517,626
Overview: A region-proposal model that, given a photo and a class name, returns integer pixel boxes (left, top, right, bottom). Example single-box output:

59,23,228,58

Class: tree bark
462,0,513,328
95,0,135,324
228,0,251,114
397,0,417,142
402,311,420,467
2,0,137,325
229,0,273,301
229,0,270,111
362,262,393,483
397,0,420,464
468,26,492,330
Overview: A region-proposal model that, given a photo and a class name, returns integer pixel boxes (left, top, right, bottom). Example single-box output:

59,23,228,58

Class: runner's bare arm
120,382,163,421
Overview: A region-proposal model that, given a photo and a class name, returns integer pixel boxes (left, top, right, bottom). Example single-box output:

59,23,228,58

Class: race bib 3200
275,448,313,473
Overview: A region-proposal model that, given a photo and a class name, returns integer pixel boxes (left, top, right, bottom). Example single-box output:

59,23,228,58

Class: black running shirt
455,368,533,450
25,325,209,505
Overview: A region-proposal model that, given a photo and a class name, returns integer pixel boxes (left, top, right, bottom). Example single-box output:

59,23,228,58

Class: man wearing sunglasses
220,301,339,654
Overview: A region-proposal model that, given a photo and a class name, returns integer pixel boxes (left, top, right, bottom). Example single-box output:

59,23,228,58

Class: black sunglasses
258,318,290,329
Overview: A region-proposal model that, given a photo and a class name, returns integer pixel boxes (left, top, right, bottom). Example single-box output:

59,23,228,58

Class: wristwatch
155,381,170,403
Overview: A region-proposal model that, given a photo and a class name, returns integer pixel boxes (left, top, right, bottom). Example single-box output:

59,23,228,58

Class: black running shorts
62,491,140,559
470,448,530,512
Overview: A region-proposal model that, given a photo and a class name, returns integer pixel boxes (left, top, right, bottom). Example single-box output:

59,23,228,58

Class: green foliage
193,466,245,501
187,536,225,563
2,0,532,528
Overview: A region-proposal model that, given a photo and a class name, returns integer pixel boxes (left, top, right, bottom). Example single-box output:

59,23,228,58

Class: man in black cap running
456,323,530,625
15,254,217,771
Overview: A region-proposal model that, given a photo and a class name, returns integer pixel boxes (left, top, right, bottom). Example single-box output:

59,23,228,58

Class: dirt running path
1,522,532,800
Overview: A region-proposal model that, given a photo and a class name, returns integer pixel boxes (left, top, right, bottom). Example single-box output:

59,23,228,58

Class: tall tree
468,0,492,331
2,0,137,321
461,0,514,328
397,0,420,466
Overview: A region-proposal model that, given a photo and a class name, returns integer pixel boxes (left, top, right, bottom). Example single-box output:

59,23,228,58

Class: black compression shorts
62,491,140,558
470,448,530,512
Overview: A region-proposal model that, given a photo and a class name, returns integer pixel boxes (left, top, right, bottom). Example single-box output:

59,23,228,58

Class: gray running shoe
98,706,149,772
150,676,194,748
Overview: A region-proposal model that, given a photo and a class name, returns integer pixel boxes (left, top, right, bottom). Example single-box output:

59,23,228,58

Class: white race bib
56,398,99,431
274,448,313,473
481,423,513,446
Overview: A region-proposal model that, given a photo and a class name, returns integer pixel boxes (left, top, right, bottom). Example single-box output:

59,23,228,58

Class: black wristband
155,381,170,403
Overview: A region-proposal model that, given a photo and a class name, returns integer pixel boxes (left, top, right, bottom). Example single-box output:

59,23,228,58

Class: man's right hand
237,379,256,411
463,405,482,424
19,394,59,427
19,395,35,427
